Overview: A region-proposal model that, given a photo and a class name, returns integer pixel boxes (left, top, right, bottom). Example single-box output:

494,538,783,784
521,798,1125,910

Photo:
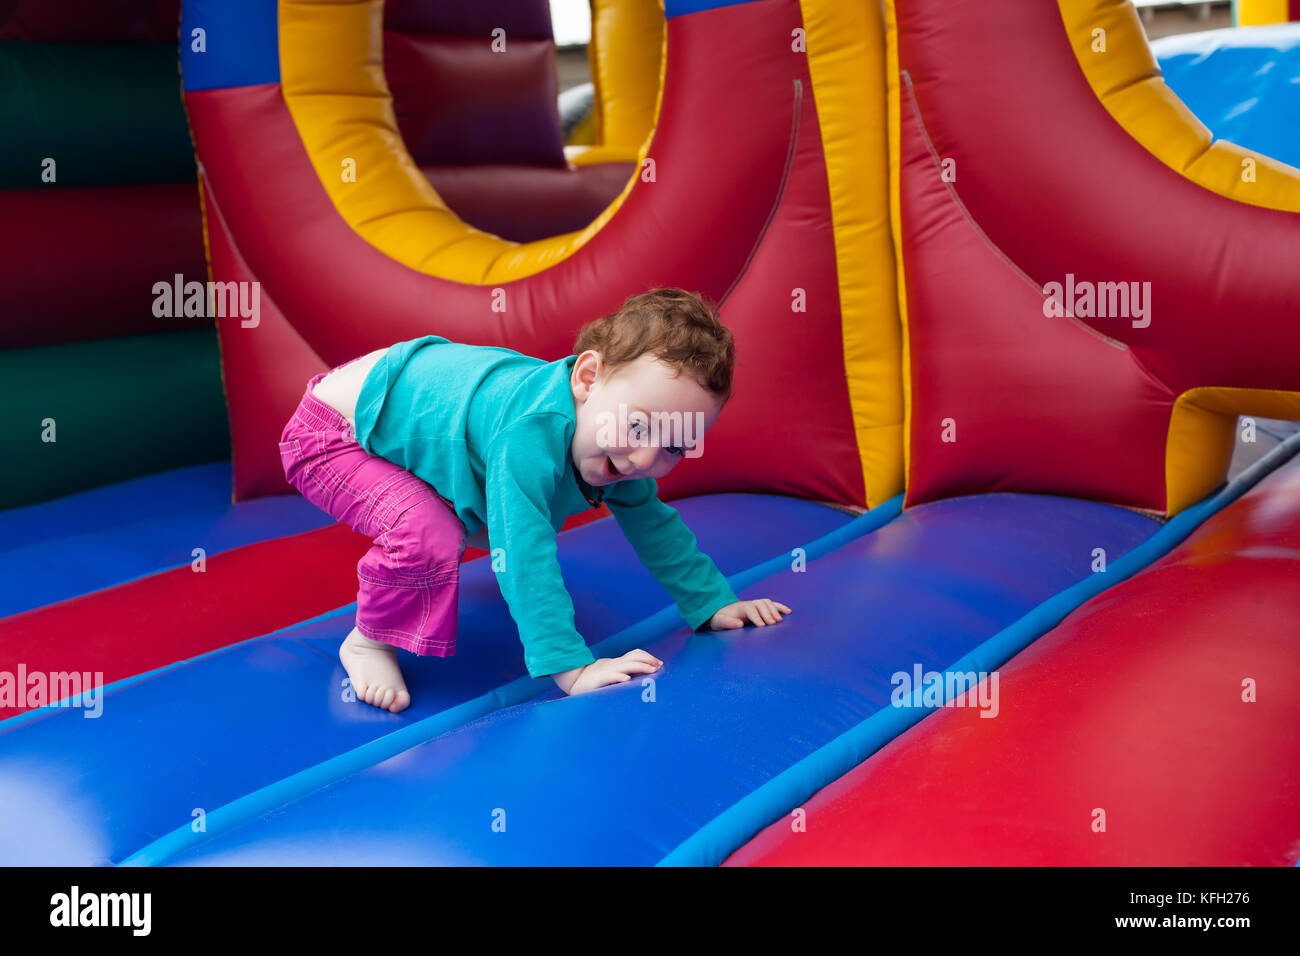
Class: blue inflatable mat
149,493,1157,866
0,492,852,865
0,463,336,616
0,463,235,547
1154,23,1300,170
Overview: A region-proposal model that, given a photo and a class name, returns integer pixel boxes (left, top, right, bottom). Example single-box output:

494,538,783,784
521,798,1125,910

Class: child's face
570,350,723,487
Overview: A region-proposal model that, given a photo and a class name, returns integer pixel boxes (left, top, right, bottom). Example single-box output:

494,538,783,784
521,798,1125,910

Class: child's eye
666,446,684,456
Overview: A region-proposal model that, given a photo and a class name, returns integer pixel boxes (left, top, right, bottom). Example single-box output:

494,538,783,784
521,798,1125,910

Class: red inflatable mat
0,524,370,720
0,504,611,721
727,458,1300,866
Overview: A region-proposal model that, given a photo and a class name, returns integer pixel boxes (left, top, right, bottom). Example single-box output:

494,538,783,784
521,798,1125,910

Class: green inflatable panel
0,328,230,510
0,41,196,188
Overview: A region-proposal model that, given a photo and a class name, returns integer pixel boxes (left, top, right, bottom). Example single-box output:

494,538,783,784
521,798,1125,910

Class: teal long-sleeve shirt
353,335,740,678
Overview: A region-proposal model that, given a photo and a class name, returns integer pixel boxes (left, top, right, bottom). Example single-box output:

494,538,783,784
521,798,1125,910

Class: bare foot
339,627,411,713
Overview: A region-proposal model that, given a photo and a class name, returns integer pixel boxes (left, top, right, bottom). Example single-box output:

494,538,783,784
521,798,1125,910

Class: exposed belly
311,347,389,426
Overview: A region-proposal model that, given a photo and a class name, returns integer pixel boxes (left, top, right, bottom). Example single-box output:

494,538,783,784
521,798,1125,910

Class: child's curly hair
572,288,735,406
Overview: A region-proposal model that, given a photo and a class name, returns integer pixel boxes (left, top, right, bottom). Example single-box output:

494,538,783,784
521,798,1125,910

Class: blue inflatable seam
656,434,1300,866
117,496,902,866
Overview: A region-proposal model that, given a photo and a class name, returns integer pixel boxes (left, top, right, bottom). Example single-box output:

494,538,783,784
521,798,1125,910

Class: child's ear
573,350,604,398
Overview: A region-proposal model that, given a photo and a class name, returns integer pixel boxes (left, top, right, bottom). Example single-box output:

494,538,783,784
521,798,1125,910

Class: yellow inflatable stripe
801,0,905,508
278,0,659,284
1057,0,1300,212
566,144,642,166
1167,388,1300,513
1237,0,1291,26
882,0,913,497
590,0,664,152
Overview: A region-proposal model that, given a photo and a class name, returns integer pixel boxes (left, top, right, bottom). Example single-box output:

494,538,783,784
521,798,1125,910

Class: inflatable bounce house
2,0,1299,866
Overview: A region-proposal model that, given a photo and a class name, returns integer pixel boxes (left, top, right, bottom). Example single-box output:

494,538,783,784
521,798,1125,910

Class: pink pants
278,361,466,656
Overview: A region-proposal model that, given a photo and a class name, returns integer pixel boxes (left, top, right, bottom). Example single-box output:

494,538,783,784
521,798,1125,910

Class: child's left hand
708,599,792,629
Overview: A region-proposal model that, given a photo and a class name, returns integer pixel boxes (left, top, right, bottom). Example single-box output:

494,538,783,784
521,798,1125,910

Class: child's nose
628,445,661,476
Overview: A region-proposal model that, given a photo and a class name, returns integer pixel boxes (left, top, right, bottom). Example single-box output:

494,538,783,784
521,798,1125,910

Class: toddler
278,288,792,712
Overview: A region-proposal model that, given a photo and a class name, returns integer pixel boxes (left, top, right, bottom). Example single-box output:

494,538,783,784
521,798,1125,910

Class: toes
355,682,408,712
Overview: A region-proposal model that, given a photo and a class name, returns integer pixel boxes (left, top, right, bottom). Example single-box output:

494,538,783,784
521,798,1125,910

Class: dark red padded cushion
385,31,566,169
422,162,635,242
0,0,179,41
383,0,554,38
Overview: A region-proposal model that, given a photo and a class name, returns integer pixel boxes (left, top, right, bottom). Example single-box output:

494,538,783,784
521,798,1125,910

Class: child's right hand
555,649,663,696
